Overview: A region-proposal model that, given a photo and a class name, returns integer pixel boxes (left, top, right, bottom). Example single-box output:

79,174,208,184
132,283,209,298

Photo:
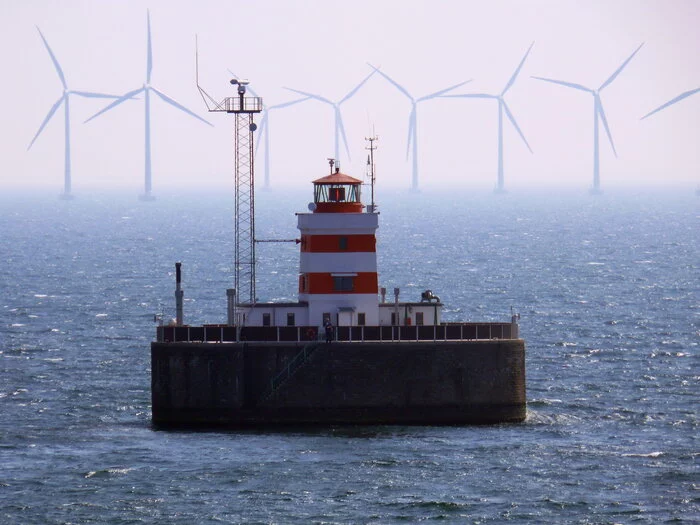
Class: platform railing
156,322,515,343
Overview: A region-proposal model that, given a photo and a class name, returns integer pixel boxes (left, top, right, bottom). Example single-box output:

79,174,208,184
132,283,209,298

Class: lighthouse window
287,313,295,326
329,187,346,202
262,313,271,326
333,276,354,291
357,313,366,326
339,237,348,250
416,312,424,326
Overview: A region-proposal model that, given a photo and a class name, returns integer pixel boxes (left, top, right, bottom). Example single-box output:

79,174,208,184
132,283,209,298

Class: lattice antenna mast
365,133,378,212
196,40,262,316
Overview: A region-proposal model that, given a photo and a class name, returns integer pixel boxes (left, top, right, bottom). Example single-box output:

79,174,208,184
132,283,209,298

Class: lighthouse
298,160,379,327
151,77,526,427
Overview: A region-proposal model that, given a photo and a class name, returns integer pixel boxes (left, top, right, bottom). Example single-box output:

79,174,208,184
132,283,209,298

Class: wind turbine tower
368,64,472,191
283,70,377,169
442,43,534,194
533,43,644,194
29,27,120,199
228,70,309,190
86,10,212,200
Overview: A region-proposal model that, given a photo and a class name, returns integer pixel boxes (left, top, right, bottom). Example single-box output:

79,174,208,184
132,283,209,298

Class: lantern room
312,167,363,213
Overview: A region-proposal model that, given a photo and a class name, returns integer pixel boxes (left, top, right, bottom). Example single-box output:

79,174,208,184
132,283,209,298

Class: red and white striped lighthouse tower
297,160,379,327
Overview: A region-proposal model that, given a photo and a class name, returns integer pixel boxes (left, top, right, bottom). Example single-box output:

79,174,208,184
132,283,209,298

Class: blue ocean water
1,187,698,524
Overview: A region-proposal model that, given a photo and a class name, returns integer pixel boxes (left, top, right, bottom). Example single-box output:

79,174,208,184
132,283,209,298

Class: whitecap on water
95,314,108,318
84,467,133,478
621,451,664,458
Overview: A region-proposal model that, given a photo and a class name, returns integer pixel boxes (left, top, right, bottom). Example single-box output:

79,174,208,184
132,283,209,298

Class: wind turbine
442,43,534,193
228,71,309,190
532,43,644,194
86,10,212,200
28,27,121,199
367,64,472,191
283,70,377,168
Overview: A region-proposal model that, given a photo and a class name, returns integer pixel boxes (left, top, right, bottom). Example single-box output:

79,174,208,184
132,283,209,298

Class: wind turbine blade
441,93,497,99
36,27,67,90
641,87,700,119
269,96,310,110
150,86,213,126
283,87,333,105
255,111,268,153
417,79,474,101
531,76,594,93
339,69,376,105
599,43,644,91
337,109,351,160
146,10,153,84
71,91,124,99
28,96,64,149
597,97,617,157
502,100,532,153
406,108,415,160
227,69,259,97
367,63,413,101
502,41,535,96
84,86,144,123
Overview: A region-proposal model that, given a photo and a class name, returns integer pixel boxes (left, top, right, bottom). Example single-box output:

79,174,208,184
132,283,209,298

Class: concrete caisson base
151,339,526,427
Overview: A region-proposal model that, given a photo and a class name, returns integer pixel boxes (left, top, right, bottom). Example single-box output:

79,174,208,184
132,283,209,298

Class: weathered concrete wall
151,339,526,427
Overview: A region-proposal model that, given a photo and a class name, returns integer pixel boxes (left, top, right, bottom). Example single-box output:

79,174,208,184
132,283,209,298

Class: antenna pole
365,134,378,212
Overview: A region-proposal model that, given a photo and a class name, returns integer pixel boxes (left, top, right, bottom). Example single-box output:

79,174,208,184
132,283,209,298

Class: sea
1,186,698,524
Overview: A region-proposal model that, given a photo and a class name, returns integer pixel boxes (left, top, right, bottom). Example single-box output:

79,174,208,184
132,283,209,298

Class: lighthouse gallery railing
156,322,516,343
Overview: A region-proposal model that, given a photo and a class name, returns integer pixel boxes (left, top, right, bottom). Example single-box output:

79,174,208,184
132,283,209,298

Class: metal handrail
156,322,516,344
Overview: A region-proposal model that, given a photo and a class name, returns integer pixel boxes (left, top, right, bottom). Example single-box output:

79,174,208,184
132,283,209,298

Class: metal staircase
258,341,321,405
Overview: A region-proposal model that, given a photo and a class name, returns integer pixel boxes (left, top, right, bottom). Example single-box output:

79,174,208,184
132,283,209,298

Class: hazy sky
1,0,698,193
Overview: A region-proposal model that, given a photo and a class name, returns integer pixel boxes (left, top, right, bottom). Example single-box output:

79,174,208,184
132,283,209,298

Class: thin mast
365,133,378,212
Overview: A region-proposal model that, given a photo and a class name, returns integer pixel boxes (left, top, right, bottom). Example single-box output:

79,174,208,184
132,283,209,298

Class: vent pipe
227,289,236,326
393,287,400,326
175,262,184,326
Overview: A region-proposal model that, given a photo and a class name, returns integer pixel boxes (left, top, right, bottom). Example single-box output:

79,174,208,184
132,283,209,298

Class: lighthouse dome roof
312,172,363,185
